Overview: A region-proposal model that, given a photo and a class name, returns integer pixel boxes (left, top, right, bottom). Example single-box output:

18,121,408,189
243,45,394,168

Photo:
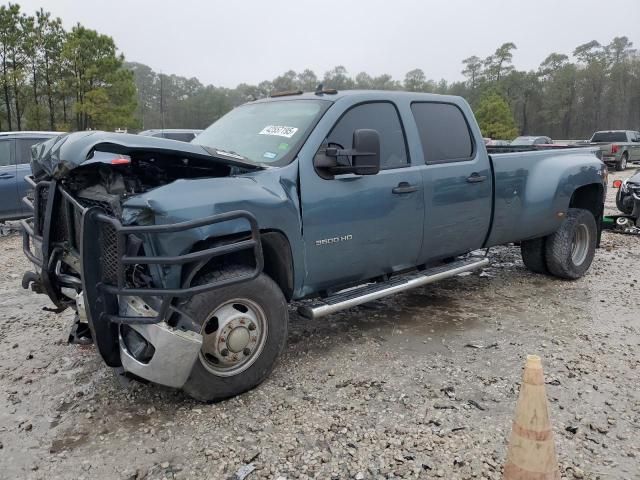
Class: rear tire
545,208,597,280
520,237,548,274
616,153,628,171
181,266,288,402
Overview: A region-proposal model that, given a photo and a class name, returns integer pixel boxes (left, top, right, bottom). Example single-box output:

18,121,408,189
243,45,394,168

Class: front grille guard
92,210,263,297
21,176,265,323
22,177,84,271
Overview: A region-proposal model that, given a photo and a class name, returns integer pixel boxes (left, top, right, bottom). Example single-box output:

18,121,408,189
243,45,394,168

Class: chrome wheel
571,224,589,266
621,156,627,169
199,299,268,377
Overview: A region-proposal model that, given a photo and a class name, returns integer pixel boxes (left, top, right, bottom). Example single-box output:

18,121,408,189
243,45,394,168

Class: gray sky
16,0,640,87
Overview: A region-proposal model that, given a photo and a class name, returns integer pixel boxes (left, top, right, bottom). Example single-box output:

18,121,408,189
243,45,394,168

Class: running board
297,257,489,320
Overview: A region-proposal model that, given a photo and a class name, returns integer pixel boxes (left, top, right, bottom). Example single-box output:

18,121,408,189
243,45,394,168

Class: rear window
411,102,474,163
591,132,627,142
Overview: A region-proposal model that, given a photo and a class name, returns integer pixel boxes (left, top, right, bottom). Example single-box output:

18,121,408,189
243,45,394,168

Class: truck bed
486,146,603,247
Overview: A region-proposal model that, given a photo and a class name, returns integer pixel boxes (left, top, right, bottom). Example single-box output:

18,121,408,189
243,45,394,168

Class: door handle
392,182,418,194
466,173,487,183
0,173,15,179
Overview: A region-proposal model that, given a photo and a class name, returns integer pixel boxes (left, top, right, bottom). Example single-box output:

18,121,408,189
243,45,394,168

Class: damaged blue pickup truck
22,90,606,401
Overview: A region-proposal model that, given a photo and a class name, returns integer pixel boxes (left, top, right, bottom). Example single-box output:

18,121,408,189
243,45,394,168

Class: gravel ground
1,169,639,480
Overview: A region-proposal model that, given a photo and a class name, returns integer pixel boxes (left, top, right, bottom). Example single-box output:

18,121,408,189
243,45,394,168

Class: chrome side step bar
298,257,489,320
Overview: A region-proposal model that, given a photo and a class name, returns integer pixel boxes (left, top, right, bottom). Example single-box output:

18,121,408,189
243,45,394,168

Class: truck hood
31,131,256,179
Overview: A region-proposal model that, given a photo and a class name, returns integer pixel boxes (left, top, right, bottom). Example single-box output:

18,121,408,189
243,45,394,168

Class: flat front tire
545,208,597,280
181,266,288,402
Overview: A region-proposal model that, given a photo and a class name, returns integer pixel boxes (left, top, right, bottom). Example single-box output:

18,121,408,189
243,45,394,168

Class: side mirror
351,129,381,175
313,129,381,178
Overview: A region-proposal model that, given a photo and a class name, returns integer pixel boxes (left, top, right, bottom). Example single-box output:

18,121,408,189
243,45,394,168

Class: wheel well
569,183,603,220
569,183,604,247
260,231,294,300
185,230,294,300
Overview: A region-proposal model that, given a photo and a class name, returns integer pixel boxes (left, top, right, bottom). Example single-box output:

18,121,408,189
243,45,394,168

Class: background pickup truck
21,90,606,402
589,130,640,171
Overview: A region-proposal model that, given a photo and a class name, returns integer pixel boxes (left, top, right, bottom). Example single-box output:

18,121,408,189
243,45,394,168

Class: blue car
0,131,61,222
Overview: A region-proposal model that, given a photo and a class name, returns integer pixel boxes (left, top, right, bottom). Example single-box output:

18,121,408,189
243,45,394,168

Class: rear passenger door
411,102,493,262
0,139,19,220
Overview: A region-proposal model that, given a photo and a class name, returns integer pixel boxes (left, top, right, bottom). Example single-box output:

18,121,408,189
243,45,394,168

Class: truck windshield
193,99,329,165
591,132,627,142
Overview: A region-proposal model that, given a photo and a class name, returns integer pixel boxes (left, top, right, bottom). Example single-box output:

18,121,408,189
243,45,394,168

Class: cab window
326,102,408,170
411,102,474,164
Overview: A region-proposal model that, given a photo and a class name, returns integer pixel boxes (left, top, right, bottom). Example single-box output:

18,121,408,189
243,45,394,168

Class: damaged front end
22,132,264,388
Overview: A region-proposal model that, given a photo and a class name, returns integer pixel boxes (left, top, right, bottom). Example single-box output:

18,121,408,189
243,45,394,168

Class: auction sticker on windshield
259,125,299,138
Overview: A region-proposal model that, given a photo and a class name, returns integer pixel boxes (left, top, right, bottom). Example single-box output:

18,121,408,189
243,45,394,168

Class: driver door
299,102,424,292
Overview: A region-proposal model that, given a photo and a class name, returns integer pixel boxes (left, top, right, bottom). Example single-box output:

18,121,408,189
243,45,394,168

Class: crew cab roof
251,90,467,105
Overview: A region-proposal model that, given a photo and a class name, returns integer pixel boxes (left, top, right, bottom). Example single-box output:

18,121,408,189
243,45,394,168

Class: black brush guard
21,176,264,366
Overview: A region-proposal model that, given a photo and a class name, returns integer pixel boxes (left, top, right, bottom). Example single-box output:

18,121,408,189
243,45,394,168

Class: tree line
1,3,639,140
0,3,137,132
130,38,640,140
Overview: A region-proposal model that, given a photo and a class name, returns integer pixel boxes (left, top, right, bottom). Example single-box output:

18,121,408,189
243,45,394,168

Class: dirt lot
1,170,639,480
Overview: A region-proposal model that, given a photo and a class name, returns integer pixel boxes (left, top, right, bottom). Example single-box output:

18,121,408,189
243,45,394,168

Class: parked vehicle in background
138,129,203,142
589,130,640,171
21,90,606,402
511,136,553,146
613,171,640,222
486,139,510,146
0,131,61,222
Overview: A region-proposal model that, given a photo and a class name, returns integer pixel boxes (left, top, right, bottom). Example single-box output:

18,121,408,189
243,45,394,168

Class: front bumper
119,322,202,388
21,177,264,386
118,297,202,388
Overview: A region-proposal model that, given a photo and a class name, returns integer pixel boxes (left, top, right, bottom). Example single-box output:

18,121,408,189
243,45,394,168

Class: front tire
181,266,288,402
545,208,597,279
616,153,628,171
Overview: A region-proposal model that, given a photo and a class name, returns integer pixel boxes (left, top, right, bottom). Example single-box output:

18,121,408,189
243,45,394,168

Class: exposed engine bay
52,150,237,217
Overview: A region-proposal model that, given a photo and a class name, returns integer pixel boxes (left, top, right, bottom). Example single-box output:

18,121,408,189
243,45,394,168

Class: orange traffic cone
503,355,560,480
